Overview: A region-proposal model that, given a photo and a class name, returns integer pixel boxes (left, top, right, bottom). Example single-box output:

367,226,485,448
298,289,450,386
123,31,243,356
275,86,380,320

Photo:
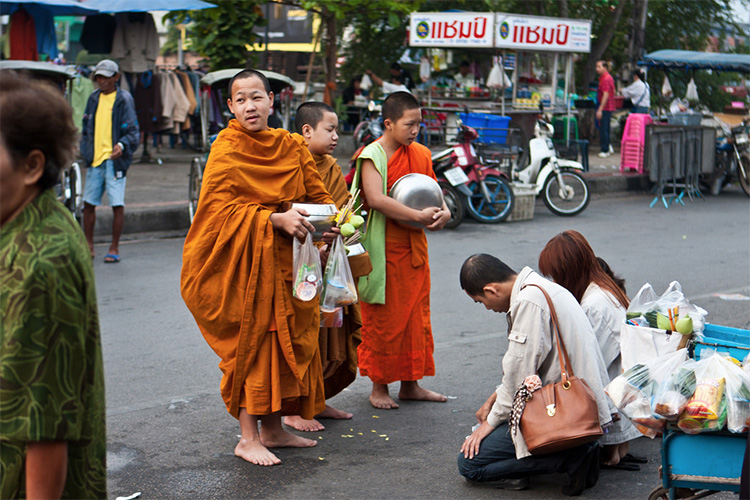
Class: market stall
409,11,592,146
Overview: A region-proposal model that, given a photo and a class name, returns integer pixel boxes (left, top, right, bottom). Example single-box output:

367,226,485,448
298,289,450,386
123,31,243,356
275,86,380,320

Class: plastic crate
667,113,702,127
459,113,511,144
506,183,535,222
691,323,750,361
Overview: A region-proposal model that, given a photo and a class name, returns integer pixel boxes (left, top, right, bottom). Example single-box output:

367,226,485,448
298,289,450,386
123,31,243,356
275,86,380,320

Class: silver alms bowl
388,173,444,227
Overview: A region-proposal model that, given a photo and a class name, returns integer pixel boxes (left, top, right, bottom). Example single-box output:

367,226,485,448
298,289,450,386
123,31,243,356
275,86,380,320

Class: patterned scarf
510,375,542,436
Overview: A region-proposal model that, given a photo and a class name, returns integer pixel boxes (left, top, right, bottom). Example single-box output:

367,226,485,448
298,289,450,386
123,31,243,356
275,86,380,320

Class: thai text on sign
494,13,591,52
409,12,494,48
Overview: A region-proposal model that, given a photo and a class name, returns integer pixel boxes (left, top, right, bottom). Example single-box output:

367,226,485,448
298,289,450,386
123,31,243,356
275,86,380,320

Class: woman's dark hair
597,257,627,296
632,69,644,81
538,230,630,308
460,253,516,296
0,71,78,190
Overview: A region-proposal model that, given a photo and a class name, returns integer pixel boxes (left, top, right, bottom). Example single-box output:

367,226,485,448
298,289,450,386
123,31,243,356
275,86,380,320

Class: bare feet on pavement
370,383,399,409
317,405,353,419
261,428,318,449
283,415,325,432
398,381,448,402
234,438,281,466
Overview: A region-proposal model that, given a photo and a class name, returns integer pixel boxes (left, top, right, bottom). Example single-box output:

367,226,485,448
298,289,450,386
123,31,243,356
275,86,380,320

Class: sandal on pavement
600,461,640,471
104,254,120,264
620,453,648,464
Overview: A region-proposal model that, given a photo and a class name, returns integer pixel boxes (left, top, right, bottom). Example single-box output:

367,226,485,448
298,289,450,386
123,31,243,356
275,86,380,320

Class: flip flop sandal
104,254,120,264
600,462,640,471
620,453,648,464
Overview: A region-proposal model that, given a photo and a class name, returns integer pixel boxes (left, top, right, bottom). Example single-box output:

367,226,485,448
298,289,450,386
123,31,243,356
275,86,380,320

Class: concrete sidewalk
87,138,649,238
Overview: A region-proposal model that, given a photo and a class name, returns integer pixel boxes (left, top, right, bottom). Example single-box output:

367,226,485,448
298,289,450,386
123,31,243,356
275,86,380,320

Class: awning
638,49,750,73
200,69,296,95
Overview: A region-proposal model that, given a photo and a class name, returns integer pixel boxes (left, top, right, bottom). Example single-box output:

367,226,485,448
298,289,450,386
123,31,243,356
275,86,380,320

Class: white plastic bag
686,77,699,101
486,62,503,88
360,73,373,91
319,236,358,312
661,75,673,98
292,231,322,302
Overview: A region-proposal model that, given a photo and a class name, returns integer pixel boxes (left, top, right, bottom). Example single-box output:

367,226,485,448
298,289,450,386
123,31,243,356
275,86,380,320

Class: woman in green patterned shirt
0,71,106,499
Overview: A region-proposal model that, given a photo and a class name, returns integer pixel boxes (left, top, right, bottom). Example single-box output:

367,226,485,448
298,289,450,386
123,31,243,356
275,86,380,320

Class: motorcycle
494,114,590,217
707,121,750,197
431,125,515,227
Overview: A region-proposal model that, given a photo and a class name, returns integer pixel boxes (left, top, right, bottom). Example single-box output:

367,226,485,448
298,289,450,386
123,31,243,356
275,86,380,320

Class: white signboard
494,13,591,53
410,12,494,48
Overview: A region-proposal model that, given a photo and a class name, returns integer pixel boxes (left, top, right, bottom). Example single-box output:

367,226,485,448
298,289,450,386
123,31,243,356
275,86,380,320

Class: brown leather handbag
519,284,604,455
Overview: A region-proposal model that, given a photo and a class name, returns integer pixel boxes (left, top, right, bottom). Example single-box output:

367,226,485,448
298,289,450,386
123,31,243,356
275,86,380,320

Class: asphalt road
96,188,750,499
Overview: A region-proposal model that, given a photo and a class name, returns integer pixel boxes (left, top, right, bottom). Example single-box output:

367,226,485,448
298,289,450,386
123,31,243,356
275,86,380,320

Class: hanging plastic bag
606,348,689,437
678,352,750,434
653,358,697,420
320,235,358,312
486,61,503,88
320,307,344,328
360,73,373,91
419,56,431,83
661,75,673,98
685,77,699,102
621,281,708,371
292,231,322,302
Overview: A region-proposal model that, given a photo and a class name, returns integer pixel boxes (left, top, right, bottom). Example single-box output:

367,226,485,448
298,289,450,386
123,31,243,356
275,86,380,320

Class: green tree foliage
165,1,267,71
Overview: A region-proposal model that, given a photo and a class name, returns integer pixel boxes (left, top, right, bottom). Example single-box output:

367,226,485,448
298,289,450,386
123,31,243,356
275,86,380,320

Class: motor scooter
706,121,750,197
509,115,590,216
431,125,514,226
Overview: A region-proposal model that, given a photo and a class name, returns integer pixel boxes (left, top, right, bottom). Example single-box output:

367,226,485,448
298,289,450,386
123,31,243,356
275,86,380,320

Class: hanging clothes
111,12,159,73
71,74,96,132
9,9,38,61
134,70,164,134
80,14,116,55
26,4,58,60
156,70,175,132
168,71,190,129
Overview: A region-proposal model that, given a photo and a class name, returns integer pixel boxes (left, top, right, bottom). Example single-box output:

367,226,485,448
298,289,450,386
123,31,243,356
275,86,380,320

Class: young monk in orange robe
284,101,370,431
180,70,335,466
351,91,452,409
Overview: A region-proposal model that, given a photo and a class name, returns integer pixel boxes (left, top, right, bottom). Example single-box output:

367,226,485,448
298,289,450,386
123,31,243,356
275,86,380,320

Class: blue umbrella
0,0,99,15
82,0,215,12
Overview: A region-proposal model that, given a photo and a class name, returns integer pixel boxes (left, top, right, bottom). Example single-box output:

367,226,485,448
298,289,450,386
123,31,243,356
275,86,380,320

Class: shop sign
409,12,494,48
494,13,591,53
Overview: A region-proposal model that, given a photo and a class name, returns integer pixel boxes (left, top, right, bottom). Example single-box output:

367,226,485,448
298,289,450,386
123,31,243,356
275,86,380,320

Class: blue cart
649,324,750,500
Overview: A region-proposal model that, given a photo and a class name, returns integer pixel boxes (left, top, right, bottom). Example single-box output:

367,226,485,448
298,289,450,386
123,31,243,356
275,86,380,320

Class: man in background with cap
80,59,139,263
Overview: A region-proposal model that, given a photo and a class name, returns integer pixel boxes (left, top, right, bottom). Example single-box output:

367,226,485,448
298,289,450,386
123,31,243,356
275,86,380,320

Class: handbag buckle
546,404,556,417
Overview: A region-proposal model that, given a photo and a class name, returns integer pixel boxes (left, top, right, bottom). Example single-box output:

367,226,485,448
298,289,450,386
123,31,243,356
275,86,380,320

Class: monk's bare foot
317,405,353,419
283,415,325,432
369,383,399,409
260,428,318,449
398,381,448,402
234,438,281,466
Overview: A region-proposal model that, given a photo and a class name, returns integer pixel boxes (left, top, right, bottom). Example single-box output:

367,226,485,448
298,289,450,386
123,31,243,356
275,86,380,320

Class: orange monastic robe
181,120,333,420
313,154,364,398
357,142,437,385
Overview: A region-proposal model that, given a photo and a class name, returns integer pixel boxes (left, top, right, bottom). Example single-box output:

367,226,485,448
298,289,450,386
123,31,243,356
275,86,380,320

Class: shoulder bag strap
523,283,575,384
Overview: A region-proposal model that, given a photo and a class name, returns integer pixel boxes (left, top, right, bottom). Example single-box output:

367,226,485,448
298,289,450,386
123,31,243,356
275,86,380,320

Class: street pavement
95,188,750,499
86,135,648,238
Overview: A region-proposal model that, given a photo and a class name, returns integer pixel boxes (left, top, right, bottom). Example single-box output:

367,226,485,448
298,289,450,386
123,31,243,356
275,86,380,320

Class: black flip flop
600,461,640,471
621,453,648,464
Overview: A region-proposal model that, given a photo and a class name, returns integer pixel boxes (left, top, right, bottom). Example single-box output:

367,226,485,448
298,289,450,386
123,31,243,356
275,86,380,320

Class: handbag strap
522,283,575,384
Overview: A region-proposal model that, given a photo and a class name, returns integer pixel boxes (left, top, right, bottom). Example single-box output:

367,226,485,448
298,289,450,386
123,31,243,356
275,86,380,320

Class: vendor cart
648,324,750,500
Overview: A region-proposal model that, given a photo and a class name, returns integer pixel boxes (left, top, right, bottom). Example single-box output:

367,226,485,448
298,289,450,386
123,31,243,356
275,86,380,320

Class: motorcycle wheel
438,180,464,229
739,155,750,197
542,169,590,216
188,157,204,223
466,174,514,223
353,120,369,148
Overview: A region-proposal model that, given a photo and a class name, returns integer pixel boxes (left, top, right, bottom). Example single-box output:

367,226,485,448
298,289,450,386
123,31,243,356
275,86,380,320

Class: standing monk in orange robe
180,70,335,466
284,102,372,431
351,91,452,409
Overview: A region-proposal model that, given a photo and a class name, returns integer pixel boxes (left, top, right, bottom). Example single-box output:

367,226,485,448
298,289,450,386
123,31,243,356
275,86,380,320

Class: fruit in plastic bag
675,315,693,335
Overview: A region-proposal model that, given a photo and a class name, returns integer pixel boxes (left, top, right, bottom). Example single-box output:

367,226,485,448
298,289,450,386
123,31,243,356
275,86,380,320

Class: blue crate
459,113,511,144
692,323,750,361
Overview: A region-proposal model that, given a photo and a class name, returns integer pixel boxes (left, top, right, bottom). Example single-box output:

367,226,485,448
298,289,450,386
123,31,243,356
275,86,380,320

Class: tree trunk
582,1,628,89
323,8,337,105
557,0,569,19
